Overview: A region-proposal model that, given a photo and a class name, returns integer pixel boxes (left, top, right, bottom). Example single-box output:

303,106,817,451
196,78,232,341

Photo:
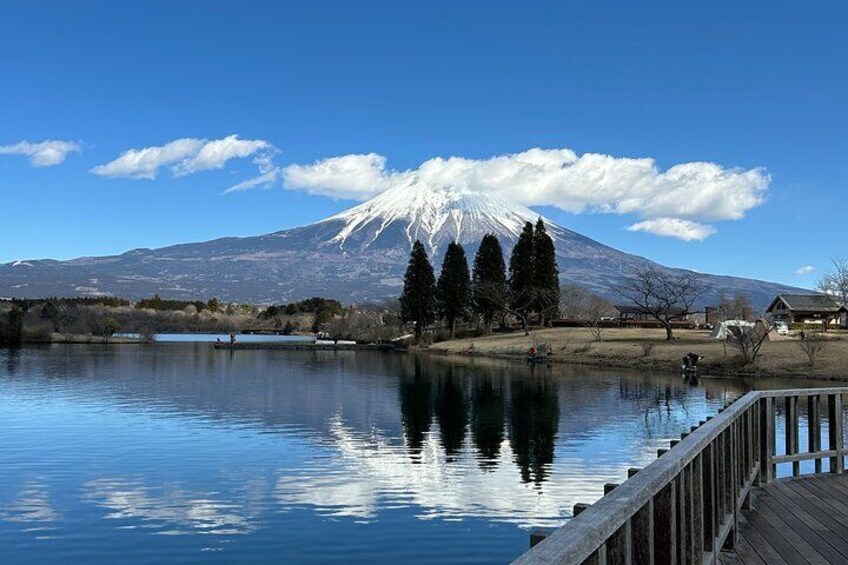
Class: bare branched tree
559,283,591,319
818,257,848,307
617,267,706,340
475,286,559,336
558,284,615,340
584,294,615,342
797,331,829,367
726,321,773,365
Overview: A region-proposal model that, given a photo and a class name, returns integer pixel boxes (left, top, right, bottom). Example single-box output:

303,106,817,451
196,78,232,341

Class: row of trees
400,219,561,339
259,297,345,332
0,307,24,345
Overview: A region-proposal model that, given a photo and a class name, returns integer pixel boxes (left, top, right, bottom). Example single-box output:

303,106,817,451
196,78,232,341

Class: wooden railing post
786,396,800,477
759,397,775,483
809,395,822,474
632,499,654,565
653,481,677,565
703,443,716,554
828,393,844,474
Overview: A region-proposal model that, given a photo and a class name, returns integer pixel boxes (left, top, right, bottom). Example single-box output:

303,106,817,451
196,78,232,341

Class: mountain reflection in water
2,345,807,564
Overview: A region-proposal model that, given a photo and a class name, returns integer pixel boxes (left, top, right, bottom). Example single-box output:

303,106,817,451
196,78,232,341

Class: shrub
640,342,655,357
796,332,828,367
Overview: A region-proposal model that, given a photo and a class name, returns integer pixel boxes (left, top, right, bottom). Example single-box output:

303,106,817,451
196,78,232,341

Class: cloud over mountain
0,140,82,166
627,218,717,241
92,135,273,179
279,148,769,240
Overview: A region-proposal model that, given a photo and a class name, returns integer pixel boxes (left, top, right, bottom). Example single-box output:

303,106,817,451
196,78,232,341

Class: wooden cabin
765,293,847,330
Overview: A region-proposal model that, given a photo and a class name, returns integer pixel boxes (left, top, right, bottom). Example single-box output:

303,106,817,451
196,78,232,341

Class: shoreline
427,347,848,381
424,327,848,382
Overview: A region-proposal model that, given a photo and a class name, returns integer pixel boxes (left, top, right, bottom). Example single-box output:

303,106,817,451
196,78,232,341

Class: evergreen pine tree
533,218,560,325
471,234,507,332
436,242,471,338
508,222,536,332
400,240,437,339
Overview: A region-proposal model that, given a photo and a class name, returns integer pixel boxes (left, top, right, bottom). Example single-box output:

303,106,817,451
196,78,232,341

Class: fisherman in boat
528,345,545,363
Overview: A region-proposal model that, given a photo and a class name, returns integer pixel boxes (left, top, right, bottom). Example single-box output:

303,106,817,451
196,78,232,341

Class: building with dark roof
766,293,847,329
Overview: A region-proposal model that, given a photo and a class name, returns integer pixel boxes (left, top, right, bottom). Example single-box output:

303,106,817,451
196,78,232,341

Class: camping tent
710,320,755,339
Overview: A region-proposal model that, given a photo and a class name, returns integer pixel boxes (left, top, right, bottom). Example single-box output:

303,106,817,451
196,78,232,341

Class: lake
0,345,829,563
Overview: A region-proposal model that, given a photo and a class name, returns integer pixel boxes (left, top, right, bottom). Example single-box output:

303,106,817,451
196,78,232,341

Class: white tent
710,320,755,339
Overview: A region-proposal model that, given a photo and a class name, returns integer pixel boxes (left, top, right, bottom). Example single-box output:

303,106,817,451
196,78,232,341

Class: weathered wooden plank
828,393,844,474
653,481,676,565
703,442,716,552
692,454,704,561
677,468,688,563
761,388,848,398
771,450,838,465
760,397,775,484
631,500,653,565
805,473,848,500
786,478,848,522
737,526,790,565
755,495,841,564
769,481,845,535
739,509,810,565
808,395,822,475
730,532,767,565
606,521,632,565
765,481,848,556
786,396,800,477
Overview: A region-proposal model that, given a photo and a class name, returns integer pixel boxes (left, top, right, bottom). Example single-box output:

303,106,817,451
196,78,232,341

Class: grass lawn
429,327,848,380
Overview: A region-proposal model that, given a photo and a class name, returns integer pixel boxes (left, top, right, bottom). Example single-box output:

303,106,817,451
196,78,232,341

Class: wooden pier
515,387,848,565
212,341,395,351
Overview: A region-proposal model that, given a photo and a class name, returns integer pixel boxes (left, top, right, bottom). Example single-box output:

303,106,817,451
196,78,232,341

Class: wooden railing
514,388,848,565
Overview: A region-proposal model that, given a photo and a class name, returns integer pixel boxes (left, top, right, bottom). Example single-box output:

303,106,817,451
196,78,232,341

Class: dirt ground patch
429,327,848,380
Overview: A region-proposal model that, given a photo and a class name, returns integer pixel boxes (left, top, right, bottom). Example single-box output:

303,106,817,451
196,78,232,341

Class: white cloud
278,148,769,240
223,169,280,194
91,135,273,179
283,153,401,200
0,140,81,166
173,135,271,177
795,265,816,275
627,218,717,241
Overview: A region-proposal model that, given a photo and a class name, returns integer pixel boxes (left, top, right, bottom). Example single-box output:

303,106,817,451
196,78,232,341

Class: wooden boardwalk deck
515,388,848,565
721,474,848,565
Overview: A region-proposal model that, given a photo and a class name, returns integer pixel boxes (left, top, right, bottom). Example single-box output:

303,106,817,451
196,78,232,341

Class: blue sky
1,1,846,288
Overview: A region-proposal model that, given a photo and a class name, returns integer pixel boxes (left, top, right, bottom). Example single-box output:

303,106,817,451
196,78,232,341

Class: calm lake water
0,345,833,564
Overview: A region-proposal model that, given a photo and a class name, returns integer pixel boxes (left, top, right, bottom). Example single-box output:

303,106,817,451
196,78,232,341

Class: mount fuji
1,183,800,305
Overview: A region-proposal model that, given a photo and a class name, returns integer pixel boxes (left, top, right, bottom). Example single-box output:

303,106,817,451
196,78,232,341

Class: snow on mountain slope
320,182,537,255
0,183,804,305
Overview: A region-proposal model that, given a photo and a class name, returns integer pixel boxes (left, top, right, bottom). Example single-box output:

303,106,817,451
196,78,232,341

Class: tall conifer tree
400,240,437,339
436,242,471,338
533,218,560,325
508,222,536,327
471,234,507,331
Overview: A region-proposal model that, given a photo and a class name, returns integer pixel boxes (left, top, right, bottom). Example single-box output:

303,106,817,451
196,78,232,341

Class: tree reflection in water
398,356,560,483
398,357,432,461
509,376,559,485
471,375,504,470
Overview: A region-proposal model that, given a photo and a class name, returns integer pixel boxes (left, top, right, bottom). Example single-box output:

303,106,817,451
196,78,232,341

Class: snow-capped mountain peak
320,181,544,255
0,180,804,305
